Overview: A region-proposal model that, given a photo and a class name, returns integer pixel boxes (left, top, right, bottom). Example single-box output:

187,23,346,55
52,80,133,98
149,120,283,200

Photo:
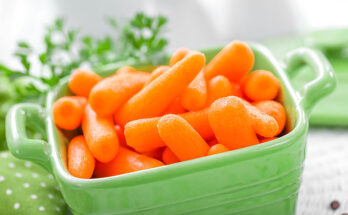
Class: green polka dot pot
0,151,66,215
6,43,335,215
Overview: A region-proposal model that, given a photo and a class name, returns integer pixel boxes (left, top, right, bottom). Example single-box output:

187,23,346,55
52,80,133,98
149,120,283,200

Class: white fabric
297,128,348,215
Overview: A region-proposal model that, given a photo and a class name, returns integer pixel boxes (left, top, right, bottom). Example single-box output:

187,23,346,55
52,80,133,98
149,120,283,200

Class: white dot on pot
14,203,20,209
25,162,32,168
6,189,12,195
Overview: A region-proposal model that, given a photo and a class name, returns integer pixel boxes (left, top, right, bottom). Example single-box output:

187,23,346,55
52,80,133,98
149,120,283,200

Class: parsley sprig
0,12,168,149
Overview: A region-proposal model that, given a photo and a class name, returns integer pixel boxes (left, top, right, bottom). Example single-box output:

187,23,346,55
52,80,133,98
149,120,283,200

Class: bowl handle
283,48,336,115
6,103,52,172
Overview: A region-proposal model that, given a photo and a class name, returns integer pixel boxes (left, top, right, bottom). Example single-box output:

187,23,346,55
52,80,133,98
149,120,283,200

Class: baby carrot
181,71,207,111
68,135,95,179
208,96,259,150
116,66,151,79
181,108,214,140
157,114,210,161
124,118,165,152
207,144,229,156
124,108,214,152
142,147,164,160
82,105,119,163
253,100,286,135
162,147,179,165
94,147,164,178
145,66,170,85
68,68,102,98
243,70,280,101
208,139,218,146
206,75,233,105
240,98,279,138
231,83,243,98
163,96,186,114
116,51,205,127
169,48,190,66
89,70,149,116
53,96,87,130
205,41,254,83
115,66,137,75
114,124,127,146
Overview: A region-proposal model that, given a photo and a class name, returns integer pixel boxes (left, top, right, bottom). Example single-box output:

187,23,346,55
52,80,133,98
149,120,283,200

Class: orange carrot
208,139,218,146
181,71,207,111
82,105,119,163
68,135,95,179
94,147,164,177
68,68,102,98
208,96,259,150
116,51,205,127
253,100,286,135
89,70,149,116
181,108,214,140
114,124,127,146
53,96,87,130
145,66,170,85
259,137,277,143
124,118,165,152
162,147,179,165
206,75,233,105
207,144,229,156
126,98,276,153
116,66,151,79
115,66,137,75
124,108,214,152
142,147,164,160
205,41,254,82
169,48,190,66
231,83,243,98
157,114,210,161
243,70,280,101
163,96,186,114
240,99,279,138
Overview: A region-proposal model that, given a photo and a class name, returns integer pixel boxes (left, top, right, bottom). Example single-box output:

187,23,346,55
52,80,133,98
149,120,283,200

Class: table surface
296,128,348,215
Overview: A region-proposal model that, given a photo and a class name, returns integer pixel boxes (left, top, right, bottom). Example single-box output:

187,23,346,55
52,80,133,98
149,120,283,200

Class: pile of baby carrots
52,40,286,179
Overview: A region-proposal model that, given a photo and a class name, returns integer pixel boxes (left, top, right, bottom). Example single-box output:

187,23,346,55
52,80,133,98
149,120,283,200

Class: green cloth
0,151,67,215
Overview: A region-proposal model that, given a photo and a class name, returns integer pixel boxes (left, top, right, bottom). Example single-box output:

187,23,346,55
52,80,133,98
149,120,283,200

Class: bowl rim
45,42,307,186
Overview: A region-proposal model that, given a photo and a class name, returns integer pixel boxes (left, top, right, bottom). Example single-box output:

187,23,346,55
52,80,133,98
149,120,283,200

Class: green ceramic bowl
6,43,335,215
265,29,348,126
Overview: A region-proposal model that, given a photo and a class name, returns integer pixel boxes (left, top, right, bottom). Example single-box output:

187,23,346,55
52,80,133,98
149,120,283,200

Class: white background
1,0,348,62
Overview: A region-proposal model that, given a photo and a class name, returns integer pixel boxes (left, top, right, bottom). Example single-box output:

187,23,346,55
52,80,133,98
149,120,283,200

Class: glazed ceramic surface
265,29,347,126
6,43,335,215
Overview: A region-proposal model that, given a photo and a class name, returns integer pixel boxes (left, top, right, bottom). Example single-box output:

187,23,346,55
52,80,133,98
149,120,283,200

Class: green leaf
55,18,64,31
17,41,31,49
0,64,16,74
39,53,47,64
107,17,118,29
